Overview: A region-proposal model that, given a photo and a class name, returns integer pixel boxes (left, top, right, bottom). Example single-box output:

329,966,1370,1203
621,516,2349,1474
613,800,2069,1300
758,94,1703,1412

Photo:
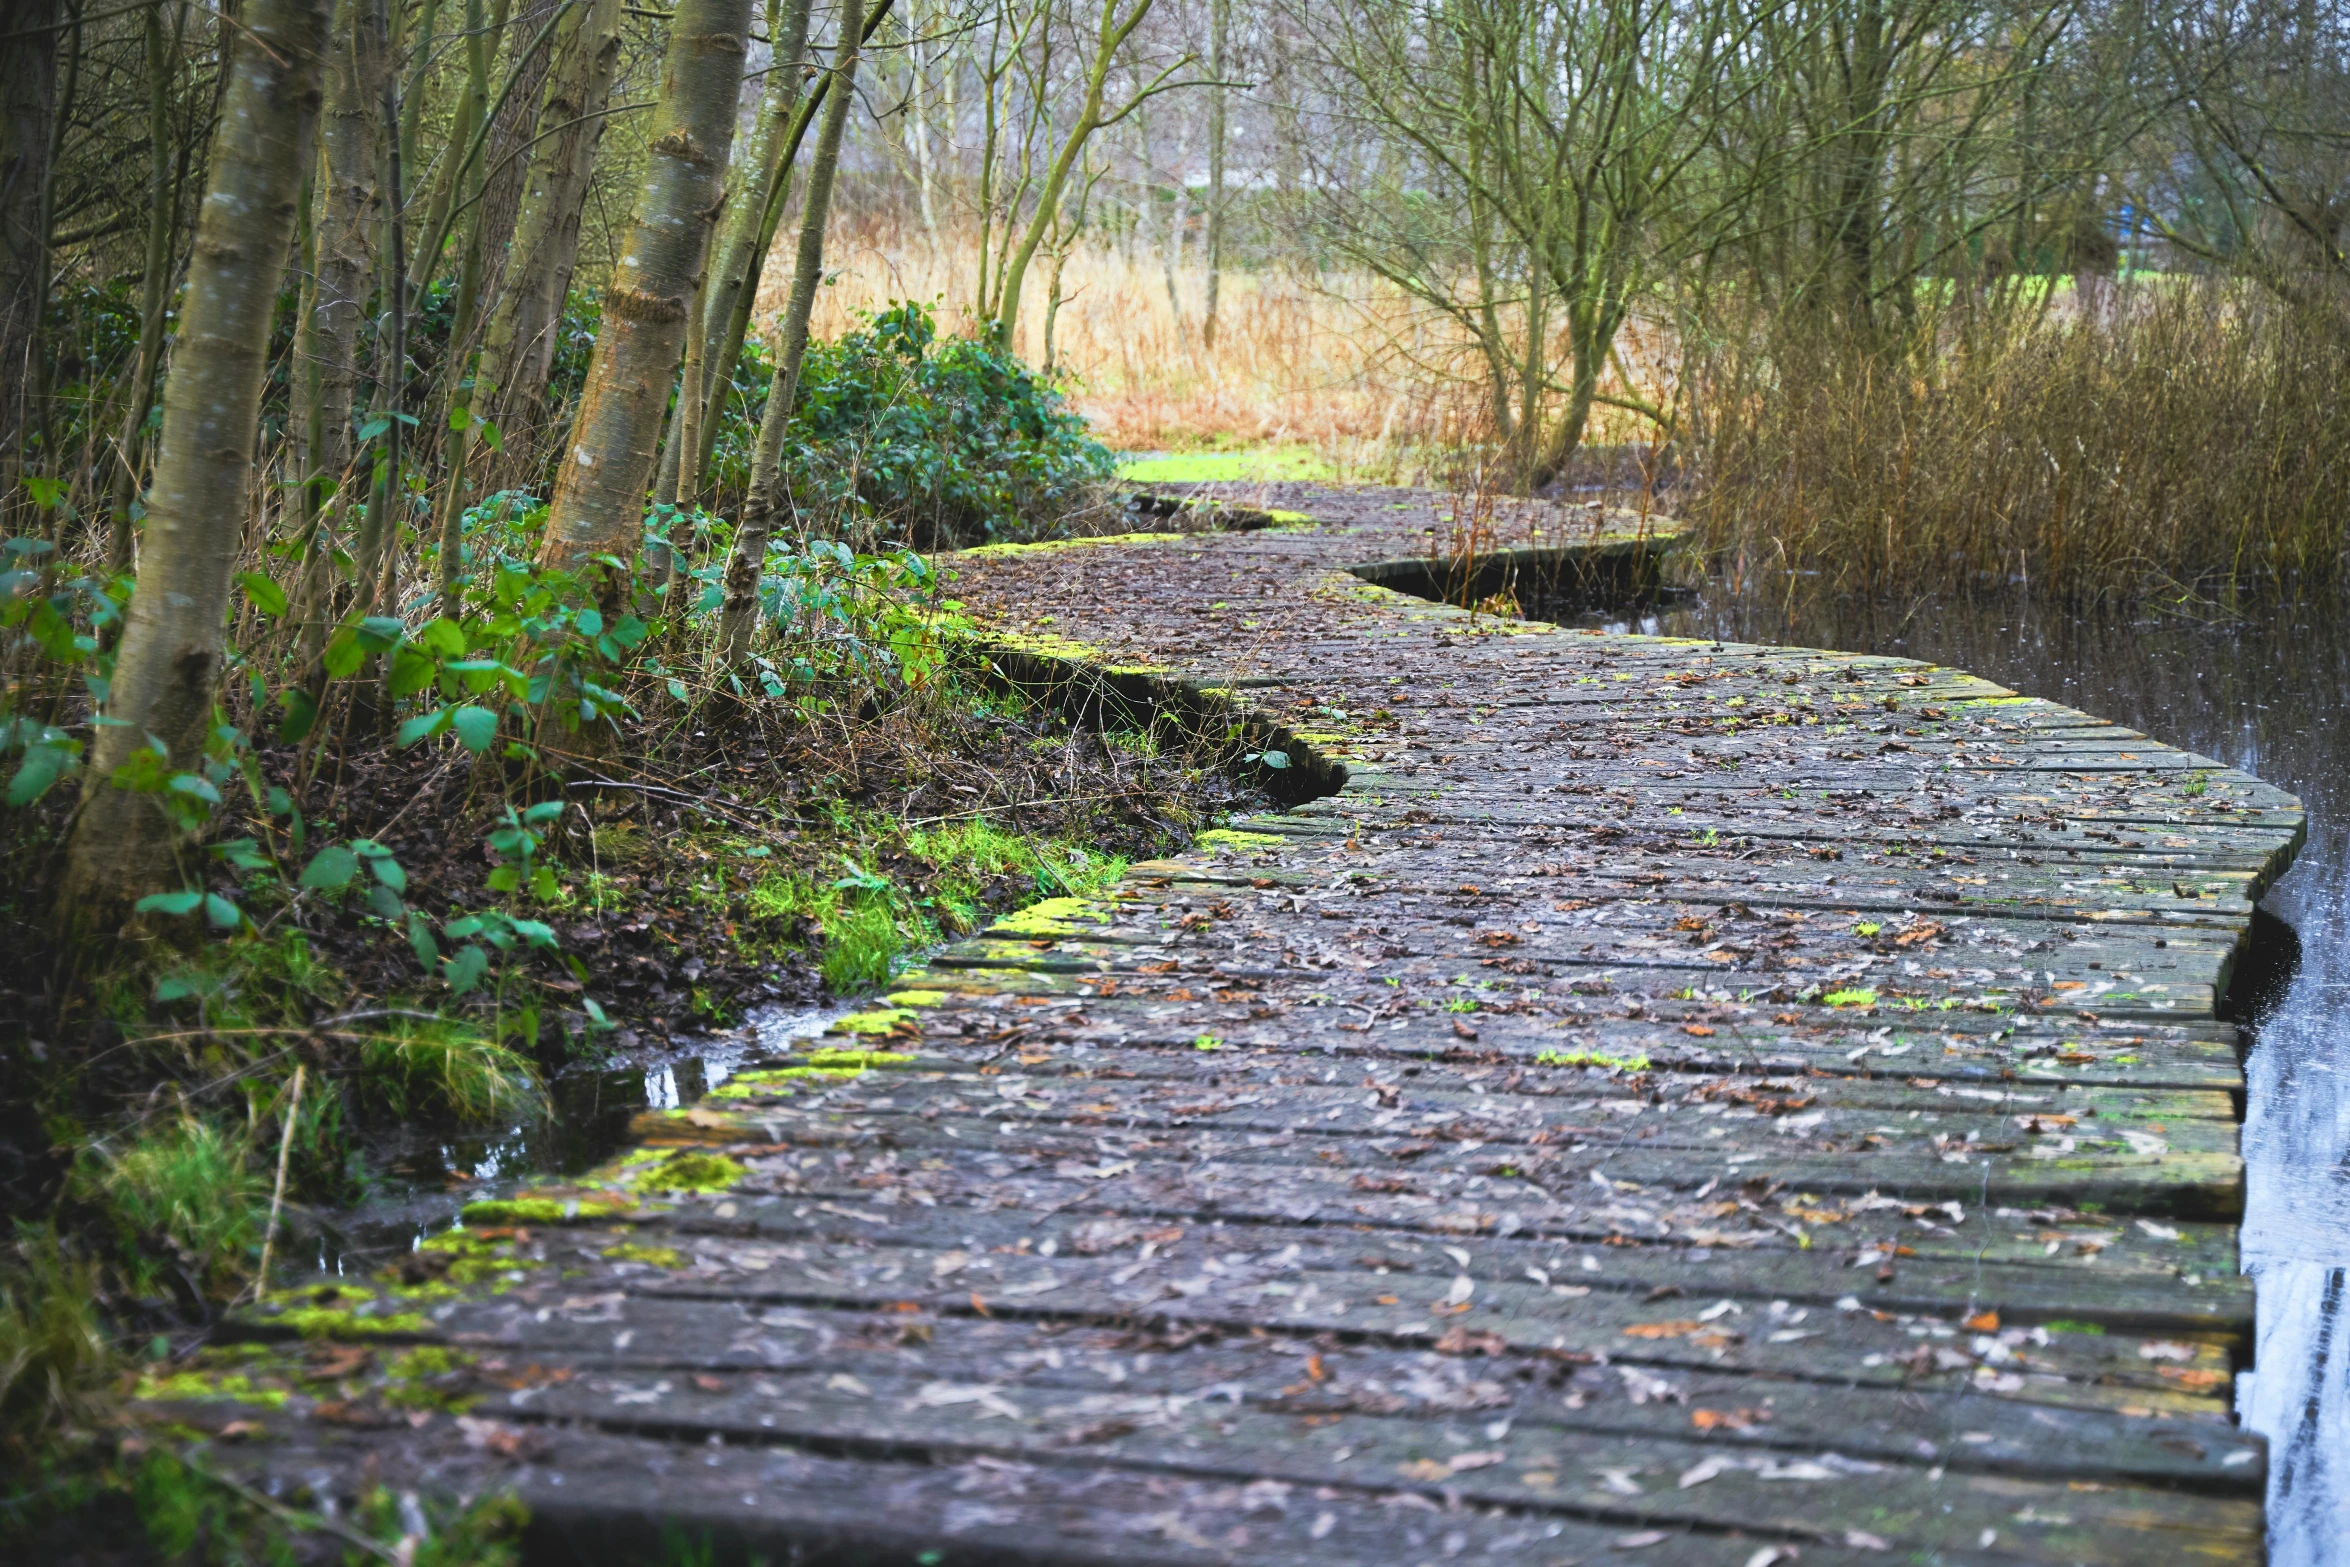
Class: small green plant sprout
832,856,891,895
2181,771,2210,797
486,800,566,901
1854,922,1882,937
1193,1034,1225,1051
1443,997,1479,1013
1242,747,1291,771
1823,988,1877,1008
415,910,559,994
298,837,409,919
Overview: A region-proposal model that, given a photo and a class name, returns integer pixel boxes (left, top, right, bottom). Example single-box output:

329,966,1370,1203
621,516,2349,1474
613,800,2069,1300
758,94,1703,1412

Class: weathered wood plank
148,495,2299,1561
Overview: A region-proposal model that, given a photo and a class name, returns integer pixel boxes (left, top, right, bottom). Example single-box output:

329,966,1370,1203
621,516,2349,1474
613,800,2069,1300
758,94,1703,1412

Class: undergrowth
0,301,1263,1555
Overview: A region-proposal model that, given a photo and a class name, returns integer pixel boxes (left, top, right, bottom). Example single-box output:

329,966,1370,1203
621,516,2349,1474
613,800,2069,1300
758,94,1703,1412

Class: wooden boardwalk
147,490,2305,1564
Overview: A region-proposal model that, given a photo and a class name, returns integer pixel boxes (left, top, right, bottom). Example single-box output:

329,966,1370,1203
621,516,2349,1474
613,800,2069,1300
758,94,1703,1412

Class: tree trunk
536,0,755,573
0,0,58,504
689,0,813,444
107,0,186,572
476,0,622,474
352,0,407,613
1201,0,1227,350
717,0,861,664
989,0,1158,352
60,0,333,935
295,0,386,646
468,0,564,358
690,0,890,495
429,0,504,599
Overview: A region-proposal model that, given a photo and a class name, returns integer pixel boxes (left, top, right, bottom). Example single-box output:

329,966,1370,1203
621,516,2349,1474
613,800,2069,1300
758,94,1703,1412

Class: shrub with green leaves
762,301,1115,543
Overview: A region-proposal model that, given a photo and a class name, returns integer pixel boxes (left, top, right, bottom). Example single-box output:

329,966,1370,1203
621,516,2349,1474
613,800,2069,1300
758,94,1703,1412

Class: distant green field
1115,444,1336,484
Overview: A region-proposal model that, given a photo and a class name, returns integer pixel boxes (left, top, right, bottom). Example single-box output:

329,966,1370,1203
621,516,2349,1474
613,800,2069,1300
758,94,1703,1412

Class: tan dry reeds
1683,283,2350,603
760,213,1664,471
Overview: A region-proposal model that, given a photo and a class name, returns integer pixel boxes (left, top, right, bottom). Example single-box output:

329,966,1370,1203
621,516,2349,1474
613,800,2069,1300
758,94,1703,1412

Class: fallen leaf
1963,1310,1999,1331
1679,1455,1733,1487
1624,1320,1701,1340
2157,1367,2227,1390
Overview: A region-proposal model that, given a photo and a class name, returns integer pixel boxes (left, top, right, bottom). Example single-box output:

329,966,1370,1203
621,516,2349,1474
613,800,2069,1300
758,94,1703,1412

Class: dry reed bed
774,221,2345,601
763,217,1666,467
1685,288,2350,602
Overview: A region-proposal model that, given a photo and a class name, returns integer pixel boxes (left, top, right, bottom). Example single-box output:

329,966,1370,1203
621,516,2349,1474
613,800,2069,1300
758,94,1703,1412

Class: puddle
308,999,856,1277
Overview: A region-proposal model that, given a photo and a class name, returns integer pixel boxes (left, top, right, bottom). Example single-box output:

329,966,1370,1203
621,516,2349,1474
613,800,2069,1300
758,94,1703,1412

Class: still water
1565,585,2350,1561
316,1002,850,1272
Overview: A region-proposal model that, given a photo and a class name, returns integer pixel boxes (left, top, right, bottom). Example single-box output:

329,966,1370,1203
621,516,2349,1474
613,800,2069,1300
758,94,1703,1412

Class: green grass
820,898,903,991
355,1018,545,1123
0,1229,112,1445
75,1118,265,1298
1115,443,1335,484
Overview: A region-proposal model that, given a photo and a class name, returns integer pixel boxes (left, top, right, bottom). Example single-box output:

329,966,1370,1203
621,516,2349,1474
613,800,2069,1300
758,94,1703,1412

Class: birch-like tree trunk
476,0,622,469
715,0,861,664
535,0,755,572
60,0,333,934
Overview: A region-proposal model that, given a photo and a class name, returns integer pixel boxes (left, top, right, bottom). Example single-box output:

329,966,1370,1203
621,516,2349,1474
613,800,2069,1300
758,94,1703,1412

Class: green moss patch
1114,446,1333,484
1196,829,1286,853
459,1191,636,1226
986,896,1108,937
624,1148,746,1194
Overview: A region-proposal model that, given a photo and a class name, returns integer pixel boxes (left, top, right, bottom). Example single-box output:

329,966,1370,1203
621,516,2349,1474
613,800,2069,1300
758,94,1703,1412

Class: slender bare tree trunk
0,0,58,507
313,0,385,493
989,0,1161,351
476,0,622,473
689,0,813,429
60,0,333,936
716,0,861,663
536,0,754,573
469,0,563,349
1201,0,1227,350
430,0,506,599
107,0,188,572
294,0,386,655
689,0,890,493
352,0,407,613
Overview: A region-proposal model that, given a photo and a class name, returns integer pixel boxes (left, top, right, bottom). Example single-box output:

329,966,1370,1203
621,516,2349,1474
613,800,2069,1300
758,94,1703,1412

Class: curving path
145,490,2303,1564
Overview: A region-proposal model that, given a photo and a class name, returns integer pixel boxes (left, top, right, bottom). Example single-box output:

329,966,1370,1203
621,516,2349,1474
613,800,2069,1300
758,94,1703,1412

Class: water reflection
316,1000,851,1274
1531,583,2350,1560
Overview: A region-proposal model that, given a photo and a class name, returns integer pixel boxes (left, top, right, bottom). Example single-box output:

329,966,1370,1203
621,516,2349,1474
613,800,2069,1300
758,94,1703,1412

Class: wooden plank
155,496,2299,1562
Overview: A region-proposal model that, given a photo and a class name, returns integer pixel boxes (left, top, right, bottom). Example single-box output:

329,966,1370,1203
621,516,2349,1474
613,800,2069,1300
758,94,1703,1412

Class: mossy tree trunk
536,0,755,574
59,0,334,937
716,0,861,665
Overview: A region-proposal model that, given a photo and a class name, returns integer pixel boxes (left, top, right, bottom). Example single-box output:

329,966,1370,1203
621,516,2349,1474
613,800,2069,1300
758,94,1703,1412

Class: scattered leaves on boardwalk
138,488,2298,1564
